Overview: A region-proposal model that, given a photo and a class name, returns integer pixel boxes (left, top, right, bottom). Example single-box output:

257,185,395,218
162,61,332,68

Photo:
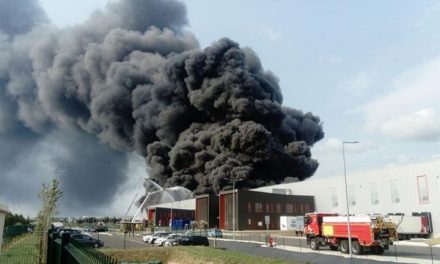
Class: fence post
46,230,53,264
299,237,301,252
60,233,70,264
124,231,127,250
430,244,434,264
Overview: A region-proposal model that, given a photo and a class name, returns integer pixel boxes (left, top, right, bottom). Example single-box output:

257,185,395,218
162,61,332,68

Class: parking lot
88,230,440,263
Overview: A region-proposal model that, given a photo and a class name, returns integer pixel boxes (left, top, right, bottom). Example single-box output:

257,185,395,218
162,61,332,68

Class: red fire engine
304,213,397,255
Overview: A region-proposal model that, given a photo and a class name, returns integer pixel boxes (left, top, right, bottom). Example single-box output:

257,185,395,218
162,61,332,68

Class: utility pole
342,141,359,259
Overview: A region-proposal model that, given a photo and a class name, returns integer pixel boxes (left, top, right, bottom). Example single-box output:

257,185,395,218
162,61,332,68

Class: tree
4,213,30,226
35,178,63,264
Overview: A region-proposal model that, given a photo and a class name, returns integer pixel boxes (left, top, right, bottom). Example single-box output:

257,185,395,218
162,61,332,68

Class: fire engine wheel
351,241,363,255
340,240,349,254
310,238,319,250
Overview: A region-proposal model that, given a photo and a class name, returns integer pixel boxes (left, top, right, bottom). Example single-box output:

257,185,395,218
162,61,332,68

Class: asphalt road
91,232,148,249
89,232,440,263
221,232,440,261
213,239,406,264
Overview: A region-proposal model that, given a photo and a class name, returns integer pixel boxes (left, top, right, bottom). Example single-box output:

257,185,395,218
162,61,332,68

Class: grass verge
103,246,302,264
0,234,40,264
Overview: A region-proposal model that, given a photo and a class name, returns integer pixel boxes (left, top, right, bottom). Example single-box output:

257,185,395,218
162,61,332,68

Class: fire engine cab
304,213,397,255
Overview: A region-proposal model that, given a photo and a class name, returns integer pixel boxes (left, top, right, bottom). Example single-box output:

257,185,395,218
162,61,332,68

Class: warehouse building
146,199,195,228
218,190,314,230
194,191,314,230
143,159,440,237
0,202,9,251
195,194,219,228
256,159,440,238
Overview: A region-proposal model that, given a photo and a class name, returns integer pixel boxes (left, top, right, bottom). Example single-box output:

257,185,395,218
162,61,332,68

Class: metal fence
2,225,31,245
47,231,120,264
0,231,45,264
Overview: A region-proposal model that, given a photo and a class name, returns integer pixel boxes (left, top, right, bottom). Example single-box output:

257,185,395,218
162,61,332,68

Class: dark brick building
195,194,219,228
218,190,315,230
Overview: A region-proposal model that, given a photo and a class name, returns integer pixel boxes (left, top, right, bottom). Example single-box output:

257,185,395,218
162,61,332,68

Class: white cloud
339,71,378,97
314,138,379,155
311,138,379,179
416,1,440,30
245,25,284,43
263,26,282,41
380,108,440,141
319,55,342,64
363,56,440,141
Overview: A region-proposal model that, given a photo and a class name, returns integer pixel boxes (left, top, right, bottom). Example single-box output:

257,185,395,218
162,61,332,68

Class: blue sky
184,0,440,177
39,0,440,176
17,0,438,216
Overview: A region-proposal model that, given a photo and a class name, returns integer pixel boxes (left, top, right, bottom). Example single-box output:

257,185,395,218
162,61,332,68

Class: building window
276,203,282,213
248,202,252,213
417,175,429,204
248,218,252,225
226,194,233,229
286,203,293,213
348,185,356,206
255,202,263,213
330,187,338,208
304,204,311,212
295,204,300,214
389,180,400,204
370,182,379,205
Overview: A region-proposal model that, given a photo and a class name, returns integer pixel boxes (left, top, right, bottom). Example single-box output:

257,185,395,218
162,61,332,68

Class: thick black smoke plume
0,0,324,200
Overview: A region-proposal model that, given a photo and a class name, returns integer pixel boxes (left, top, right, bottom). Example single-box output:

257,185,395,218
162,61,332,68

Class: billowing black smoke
0,0,48,36
0,0,324,200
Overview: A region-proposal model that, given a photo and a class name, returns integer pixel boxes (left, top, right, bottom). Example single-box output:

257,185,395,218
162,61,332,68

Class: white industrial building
0,202,9,251
256,159,440,238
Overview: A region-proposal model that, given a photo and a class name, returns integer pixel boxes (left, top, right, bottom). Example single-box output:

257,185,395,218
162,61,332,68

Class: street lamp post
226,178,243,240
170,204,173,233
342,141,359,259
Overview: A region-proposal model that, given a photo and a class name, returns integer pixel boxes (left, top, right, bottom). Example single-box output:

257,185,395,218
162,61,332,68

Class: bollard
394,244,398,262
